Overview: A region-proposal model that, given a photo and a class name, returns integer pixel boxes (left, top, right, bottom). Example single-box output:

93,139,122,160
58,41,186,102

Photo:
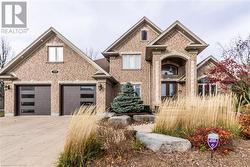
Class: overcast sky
1,0,250,62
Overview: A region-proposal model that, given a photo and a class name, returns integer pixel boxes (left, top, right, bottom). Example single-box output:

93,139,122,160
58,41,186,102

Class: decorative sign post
207,132,219,158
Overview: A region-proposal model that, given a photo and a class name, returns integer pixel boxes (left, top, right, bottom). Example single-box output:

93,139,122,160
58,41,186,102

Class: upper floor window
122,54,141,69
48,46,63,62
161,64,178,75
141,30,148,41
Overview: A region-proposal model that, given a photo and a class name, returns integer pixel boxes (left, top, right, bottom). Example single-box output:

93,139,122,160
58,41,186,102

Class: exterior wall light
98,83,103,91
4,85,11,90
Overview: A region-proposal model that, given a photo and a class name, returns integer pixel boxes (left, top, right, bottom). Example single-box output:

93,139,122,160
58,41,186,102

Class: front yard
57,93,250,167
92,139,250,166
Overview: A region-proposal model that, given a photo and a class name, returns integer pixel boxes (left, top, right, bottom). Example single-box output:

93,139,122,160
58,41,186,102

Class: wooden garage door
62,85,96,115
17,85,51,115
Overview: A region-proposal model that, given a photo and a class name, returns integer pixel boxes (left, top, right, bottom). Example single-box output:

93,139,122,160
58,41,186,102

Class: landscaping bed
92,139,250,167
57,94,250,167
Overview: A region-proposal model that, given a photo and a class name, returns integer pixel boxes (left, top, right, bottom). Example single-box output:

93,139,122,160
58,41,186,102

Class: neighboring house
0,17,220,116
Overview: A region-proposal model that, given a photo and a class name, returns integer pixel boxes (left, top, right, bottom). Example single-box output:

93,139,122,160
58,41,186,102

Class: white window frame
122,54,141,70
48,46,64,62
198,83,218,96
132,84,141,97
121,82,141,97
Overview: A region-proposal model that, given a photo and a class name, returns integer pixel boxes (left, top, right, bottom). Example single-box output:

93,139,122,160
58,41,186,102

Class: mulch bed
91,139,250,167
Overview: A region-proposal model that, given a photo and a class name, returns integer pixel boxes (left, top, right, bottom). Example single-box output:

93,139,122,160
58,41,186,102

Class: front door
161,82,177,99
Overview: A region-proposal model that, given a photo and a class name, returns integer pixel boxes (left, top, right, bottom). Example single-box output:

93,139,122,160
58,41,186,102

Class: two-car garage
16,84,96,116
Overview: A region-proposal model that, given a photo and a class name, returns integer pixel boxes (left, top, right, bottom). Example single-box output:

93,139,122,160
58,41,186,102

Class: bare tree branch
0,37,12,69
219,35,250,67
84,47,98,60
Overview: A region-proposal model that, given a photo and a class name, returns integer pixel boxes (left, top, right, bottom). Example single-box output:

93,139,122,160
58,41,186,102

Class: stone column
51,81,59,116
96,79,107,112
186,51,198,96
4,81,14,116
152,51,161,107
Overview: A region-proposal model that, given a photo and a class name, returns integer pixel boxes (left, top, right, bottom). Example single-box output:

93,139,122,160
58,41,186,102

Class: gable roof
0,27,111,77
197,55,219,69
149,20,208,46
103,16,162,54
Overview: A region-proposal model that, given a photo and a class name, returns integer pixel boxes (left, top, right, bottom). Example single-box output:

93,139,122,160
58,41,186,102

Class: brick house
0,17,219,116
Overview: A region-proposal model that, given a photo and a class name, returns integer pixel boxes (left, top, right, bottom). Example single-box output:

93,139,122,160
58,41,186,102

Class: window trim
132,84,141,97
47,46,64,63
198,83,218,96
121,82,142,97
122,54,141,70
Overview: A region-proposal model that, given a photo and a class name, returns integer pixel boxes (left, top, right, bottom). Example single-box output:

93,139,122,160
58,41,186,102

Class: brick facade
2,33,109,116
0,17,214,116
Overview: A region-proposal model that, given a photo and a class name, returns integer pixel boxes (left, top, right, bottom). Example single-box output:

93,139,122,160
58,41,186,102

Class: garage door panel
34,86,51,115
62,85,96,115
63,86,80,115
18,85,51,115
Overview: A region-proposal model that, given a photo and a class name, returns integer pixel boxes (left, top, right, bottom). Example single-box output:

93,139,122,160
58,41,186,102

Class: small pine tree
111,82,144,113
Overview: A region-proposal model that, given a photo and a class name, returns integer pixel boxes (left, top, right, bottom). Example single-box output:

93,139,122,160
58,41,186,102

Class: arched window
161,64,178,75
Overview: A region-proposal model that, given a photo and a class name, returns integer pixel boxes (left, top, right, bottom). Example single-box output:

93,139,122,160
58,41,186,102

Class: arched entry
160,54,188,99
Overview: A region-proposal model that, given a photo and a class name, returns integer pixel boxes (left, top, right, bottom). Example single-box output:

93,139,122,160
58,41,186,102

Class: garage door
17,85,51,115
61,85,96,115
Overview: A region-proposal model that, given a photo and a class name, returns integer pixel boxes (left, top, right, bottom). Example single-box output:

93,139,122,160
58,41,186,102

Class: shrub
188,127,233,153
142,105,152,113
239,113,250,138
111,82,144,113
188,127,232,148
153,94,240,138
97,121,135,157
57,106,102,167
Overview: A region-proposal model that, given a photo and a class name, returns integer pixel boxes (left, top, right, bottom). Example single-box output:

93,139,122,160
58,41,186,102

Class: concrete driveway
0,116,71,167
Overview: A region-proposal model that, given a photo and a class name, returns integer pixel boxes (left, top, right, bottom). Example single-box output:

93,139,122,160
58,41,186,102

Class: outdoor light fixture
98,83,103,90
4,85,11,90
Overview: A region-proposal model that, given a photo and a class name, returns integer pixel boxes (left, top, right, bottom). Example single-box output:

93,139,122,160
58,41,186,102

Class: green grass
132,139,145,151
